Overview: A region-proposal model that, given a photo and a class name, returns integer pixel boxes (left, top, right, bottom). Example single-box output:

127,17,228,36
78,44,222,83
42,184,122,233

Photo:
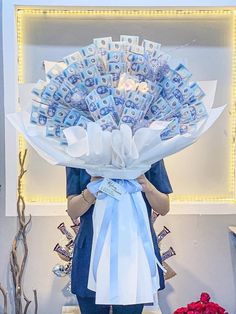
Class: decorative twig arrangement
0,283,7,314
9,149,38,314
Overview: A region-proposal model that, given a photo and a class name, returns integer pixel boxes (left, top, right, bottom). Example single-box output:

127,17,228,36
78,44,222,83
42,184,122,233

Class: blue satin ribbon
87,179,157,301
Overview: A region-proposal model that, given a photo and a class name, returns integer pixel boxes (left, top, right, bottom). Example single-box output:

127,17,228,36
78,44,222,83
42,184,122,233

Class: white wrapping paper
8,80,226,179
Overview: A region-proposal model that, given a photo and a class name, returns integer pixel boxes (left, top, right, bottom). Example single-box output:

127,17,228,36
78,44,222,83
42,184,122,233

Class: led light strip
229,10,236,198
16,9,232,16
170,194,236,203
17,11,26,197
26,196,66,203
16,8,236,203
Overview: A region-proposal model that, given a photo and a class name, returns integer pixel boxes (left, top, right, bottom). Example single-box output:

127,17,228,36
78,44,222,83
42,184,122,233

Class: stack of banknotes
30,35,208,145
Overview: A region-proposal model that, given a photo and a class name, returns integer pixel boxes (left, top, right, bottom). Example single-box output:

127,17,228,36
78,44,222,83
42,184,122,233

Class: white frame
3,0,236,216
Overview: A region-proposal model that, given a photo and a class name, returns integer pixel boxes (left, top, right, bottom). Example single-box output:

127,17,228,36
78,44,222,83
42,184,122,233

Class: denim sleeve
66,167,81,197
149,160,173,194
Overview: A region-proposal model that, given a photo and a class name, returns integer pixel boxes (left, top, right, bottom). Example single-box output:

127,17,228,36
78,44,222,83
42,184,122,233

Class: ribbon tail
92,196,120,302
155,256,167,273
110,200,119,301
93,197,114,281
131,193,157,278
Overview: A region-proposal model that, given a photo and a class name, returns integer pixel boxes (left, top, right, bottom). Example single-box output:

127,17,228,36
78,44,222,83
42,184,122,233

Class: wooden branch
0,283,7,314
23,292,31,314
33,290,38,314
9,149,38,314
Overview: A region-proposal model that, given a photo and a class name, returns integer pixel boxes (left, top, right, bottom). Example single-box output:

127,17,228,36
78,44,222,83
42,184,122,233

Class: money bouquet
8,35,225,305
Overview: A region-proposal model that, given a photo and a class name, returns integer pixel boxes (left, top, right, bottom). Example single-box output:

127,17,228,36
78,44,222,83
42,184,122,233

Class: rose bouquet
8,35,225,305
174,292,228,314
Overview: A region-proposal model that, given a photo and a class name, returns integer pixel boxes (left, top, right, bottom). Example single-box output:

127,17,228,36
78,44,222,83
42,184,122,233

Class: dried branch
23,292,31,314
0,283,7,314
9,149,38,314
33,290,38,314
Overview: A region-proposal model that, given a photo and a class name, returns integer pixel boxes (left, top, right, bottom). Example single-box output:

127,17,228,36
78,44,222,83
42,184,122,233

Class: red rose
174,293,228,314
207,306,216,313
200,292,210,303
187,302,203,311
173,307,188,314
207,302,227,314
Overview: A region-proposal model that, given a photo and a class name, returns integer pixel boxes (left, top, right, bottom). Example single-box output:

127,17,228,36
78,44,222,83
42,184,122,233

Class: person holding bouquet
7,34,224,313
66,159,172,314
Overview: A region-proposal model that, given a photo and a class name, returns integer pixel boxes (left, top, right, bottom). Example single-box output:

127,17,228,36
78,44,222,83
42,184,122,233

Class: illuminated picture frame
3,4,236,215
